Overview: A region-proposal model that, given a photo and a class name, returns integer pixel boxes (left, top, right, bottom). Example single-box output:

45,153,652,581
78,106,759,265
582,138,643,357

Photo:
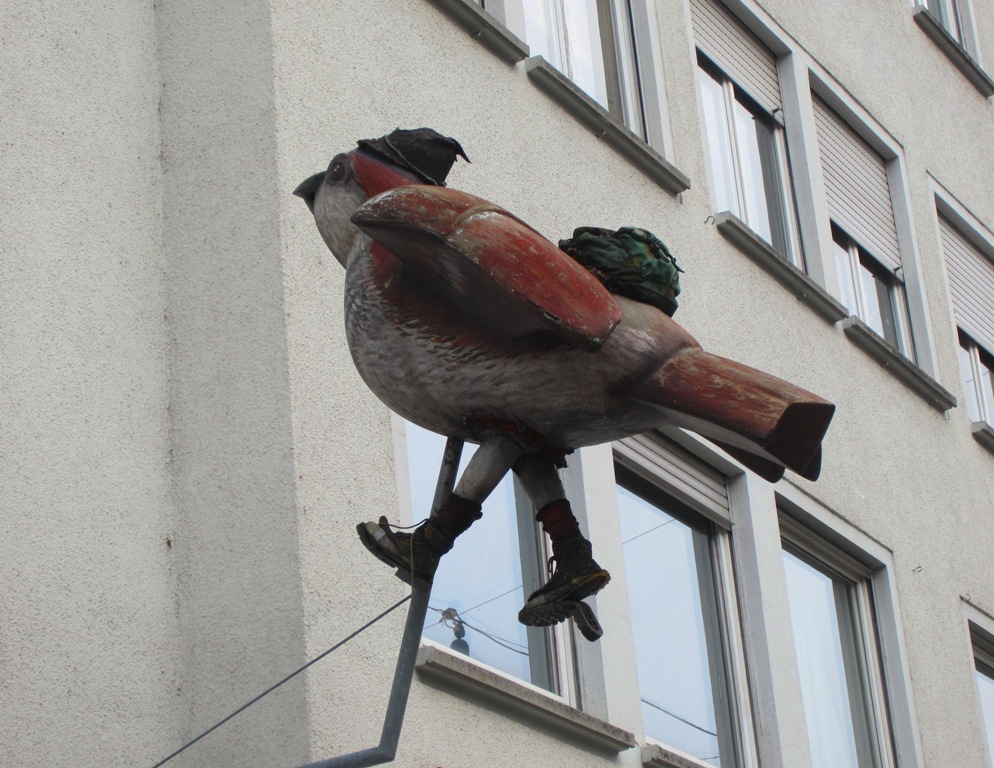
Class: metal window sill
913,7,994,98
425,0,529,64
524,56,692,195
971,421,994,453
642,743,715,768
714,211,848,324
415,643,636,753
841,316,957,411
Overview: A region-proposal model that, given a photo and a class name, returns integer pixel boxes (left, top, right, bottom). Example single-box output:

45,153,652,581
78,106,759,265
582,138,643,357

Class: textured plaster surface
0,1,181,766
5,0,994,765
155,1,310,766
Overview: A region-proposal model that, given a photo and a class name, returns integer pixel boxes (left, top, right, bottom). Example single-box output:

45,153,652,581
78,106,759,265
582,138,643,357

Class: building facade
4,0,994,766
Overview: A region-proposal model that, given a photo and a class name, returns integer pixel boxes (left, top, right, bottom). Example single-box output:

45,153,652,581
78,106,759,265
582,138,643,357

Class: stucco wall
0,1,180,766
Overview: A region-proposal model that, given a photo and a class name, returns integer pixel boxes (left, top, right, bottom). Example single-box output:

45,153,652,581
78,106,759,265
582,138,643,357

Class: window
696,55,797,262
939,213,994,427
959,331,994,424
616,461,744,766
781,519,894,768
690,0,799,264
485,0,653,141
405,423,572,697
812,94,913,358
920,0,969,47
972,625,994,766
833,224,910,353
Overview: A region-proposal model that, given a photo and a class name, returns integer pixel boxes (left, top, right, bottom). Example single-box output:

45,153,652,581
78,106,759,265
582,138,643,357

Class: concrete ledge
524,56,692,195
842,316,957,412
913,7,994,97
715,211,848,324
426,0,529,64
971,421,994,453
415,643,637,752
642,743,715,768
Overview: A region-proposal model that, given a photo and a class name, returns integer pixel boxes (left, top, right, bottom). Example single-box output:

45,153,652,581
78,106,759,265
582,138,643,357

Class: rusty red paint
352,185,622,350
352,150,423,198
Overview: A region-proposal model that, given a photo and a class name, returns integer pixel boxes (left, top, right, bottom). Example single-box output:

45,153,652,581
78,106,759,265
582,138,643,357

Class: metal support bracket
297,437,464,768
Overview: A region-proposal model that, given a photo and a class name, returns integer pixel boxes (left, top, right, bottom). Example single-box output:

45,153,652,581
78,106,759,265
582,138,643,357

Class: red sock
433,494,483,539
536,499,581,540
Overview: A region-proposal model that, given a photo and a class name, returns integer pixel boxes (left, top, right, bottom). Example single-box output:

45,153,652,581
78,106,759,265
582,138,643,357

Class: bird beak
293,171,326,213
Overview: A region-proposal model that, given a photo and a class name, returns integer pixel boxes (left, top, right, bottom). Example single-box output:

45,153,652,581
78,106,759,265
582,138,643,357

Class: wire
641,696,718,737
460,583,523,617
623,517,677,546
149,594,412,768
425,605,530,656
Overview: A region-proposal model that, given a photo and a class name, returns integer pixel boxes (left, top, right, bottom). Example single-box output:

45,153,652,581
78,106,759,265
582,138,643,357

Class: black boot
517,536,609,637
356,495,482,587
356,516,453,588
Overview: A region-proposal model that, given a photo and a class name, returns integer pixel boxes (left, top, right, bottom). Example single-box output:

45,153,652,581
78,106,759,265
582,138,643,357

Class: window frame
805,79,946,397
779,514,896,768
972,624,994,766
613,434,759,767
773,483,925,768
832,223,913,356
962,602,994,767
918,0,979,57
394,417,578,703
958,330,994,425
485,0,661,147
695,48,802,266
932,184,994,431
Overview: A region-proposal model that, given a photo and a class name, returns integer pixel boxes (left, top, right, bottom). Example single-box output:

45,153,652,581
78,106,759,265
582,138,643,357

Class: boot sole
518,599,603,642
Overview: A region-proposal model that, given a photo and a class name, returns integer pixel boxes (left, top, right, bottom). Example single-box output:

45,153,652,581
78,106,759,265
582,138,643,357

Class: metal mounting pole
298,436,464,768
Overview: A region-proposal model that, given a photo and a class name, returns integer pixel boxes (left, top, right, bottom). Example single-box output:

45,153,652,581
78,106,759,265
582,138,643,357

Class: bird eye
328,159,348,182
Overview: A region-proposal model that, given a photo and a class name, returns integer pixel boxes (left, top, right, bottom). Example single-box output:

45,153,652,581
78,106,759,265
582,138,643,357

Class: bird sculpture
295,128,834,641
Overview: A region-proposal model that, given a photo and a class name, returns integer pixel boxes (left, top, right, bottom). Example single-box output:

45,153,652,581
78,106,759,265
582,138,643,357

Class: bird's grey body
343,241,698,450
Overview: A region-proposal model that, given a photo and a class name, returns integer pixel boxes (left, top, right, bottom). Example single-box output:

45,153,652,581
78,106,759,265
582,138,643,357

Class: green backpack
559,226,683,317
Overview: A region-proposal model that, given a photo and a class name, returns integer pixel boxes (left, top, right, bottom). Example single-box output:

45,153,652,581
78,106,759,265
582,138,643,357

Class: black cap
357,128,469,185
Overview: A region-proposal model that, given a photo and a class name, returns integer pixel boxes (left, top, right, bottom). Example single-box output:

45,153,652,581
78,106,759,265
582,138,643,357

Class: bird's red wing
351,185,622,351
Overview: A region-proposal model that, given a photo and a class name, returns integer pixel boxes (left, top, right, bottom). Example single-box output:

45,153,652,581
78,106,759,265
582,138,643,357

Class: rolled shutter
615,432,729,522
813,95,902,272
941,215,994,353
690,0,781,113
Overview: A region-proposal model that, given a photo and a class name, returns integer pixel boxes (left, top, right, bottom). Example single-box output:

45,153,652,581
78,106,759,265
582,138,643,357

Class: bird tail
634,348,835,482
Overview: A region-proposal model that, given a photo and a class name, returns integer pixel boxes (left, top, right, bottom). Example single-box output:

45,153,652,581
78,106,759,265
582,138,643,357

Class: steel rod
297,436,464,768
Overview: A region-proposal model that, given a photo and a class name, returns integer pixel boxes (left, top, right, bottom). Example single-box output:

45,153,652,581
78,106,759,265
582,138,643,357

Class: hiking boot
356,516,453,588
517,536,610,630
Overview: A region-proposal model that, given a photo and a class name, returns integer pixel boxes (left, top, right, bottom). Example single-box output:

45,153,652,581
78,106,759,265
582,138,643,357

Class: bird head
295,128,468,267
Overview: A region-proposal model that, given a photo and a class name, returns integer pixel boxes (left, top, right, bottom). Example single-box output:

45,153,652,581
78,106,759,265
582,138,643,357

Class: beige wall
4,0,994,765
1,1,179,766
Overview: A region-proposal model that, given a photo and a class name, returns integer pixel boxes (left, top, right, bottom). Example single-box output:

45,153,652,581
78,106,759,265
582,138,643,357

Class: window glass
522,1,561,72
407,423,557,691
979,347,994,422
561,0,609,107
857,256,899,348
512,0,645,138
833,224,907,353
976,658,994,766
617,465,736,767
958,335,982,422
697,66,738,216
733,97,773,245
834,238,858,313
925,0,964,43
782,549,877,768
696,54,795,262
